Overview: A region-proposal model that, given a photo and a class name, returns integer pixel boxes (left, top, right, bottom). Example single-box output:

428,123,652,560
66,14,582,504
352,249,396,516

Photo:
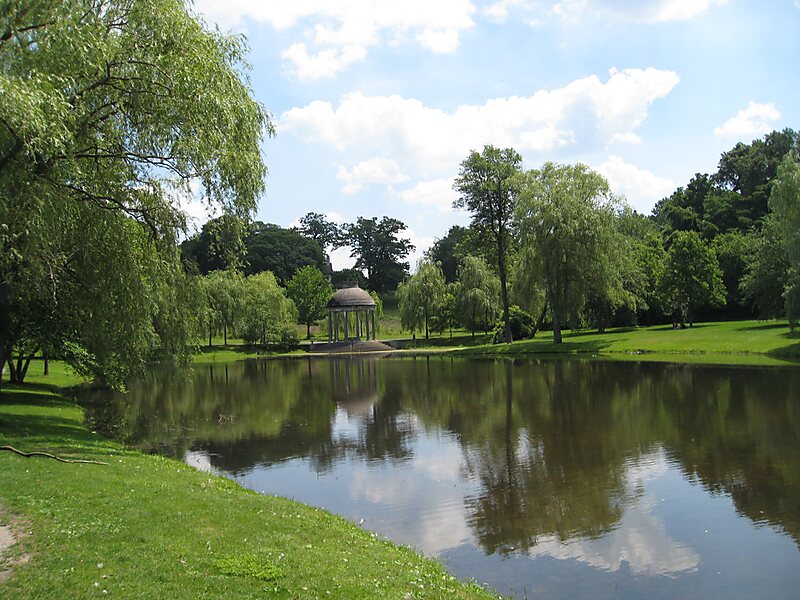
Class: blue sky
188,0,800,269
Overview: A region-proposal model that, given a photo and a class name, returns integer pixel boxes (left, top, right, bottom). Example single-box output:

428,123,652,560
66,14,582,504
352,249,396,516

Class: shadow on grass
738,322,791,332
1,391,115,461
0,385,76,408
197,344,257,355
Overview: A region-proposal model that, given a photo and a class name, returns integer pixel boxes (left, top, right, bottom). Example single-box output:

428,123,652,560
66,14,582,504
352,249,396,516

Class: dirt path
0,503,29,583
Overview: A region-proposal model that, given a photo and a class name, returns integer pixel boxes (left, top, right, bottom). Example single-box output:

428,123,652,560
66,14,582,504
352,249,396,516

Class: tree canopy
345,217,414,292
514,162,618,343
286,266,333,339
0,0,270,386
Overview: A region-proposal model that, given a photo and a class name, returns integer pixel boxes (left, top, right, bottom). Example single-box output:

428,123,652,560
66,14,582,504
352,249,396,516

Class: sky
187,0,800,270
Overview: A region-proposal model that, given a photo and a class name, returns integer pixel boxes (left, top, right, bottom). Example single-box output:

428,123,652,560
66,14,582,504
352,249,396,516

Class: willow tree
397,260,447,339
514,163,619,344
769,154,800,329
0,0,270,387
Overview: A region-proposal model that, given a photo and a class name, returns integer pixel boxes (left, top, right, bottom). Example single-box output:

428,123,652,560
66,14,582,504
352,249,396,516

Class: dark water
82,356,800,599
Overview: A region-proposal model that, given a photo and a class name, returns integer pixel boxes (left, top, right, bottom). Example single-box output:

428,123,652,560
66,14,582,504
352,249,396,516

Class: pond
81,356,800,599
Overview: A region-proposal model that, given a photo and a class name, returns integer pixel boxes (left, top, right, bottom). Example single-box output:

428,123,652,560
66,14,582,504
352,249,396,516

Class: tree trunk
531,302,548,338
223,322,228,346
209,325,213,348
552,304,563,344
306,322,311,339
44,350,49,376
424,308,429,339
497,234,513,343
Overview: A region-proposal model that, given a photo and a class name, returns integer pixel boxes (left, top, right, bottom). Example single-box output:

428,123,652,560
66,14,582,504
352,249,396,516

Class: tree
244,223,325,284
456,256,500,337
454,146,522,342
658,231,726,327
397,261,447,339
286,266,333,339
180,215,250,274
345,217,414,292
0,0,269,387
768,153,800,328
425,226,472,283
514,162,618,343
204,270,245,346
296,212,343,252
711,231,758,316
240,272,297,347
741,216,790,319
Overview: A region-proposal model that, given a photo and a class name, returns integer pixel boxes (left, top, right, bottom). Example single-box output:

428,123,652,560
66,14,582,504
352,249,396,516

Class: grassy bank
453,320,800,366
0,382,495,599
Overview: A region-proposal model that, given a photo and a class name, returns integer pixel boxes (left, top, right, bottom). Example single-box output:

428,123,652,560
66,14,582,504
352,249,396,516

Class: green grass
0,384,496,599
453,320,800,366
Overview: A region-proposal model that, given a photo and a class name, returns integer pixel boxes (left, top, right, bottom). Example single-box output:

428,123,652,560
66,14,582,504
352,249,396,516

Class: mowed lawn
455,320,800,366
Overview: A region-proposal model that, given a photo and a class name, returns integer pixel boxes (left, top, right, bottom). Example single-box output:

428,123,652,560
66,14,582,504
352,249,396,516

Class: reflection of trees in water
405,359,800,554
82,356,800,552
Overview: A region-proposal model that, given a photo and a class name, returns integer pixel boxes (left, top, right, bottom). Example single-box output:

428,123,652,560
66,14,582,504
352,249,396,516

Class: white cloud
194,0,475,78
713,101,781,139
282,67,679,172
282,43,367,80
398,178,459,213
551,0,728,24
595,156,675,213
336,158,408,194
484,0,530,22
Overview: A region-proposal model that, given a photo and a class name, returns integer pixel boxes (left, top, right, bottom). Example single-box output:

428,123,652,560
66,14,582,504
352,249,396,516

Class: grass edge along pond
452,319,800,366
0,374,498,599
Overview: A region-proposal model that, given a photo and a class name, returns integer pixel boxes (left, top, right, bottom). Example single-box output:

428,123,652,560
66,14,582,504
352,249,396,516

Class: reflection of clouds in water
185,449,216,473
529,448,699,577
348,443,474,556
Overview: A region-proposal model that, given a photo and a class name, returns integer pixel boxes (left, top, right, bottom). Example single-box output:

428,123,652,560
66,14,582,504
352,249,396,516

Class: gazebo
327,285,377,343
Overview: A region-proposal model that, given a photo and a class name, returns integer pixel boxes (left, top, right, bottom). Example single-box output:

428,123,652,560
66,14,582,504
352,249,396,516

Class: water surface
82,357,800,599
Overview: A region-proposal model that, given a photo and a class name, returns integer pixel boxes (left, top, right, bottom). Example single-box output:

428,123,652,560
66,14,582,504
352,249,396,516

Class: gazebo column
344,310,349,339
371,312,376,340
328,310,333,343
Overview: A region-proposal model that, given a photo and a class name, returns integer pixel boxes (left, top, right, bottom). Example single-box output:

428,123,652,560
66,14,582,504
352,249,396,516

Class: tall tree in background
286,266,333,338
768,153,800,328
240,272,297,347
296,212,343,253
659,231,725,327
345,217,414,292
244,223,325,283
426,225,472,283
514,163,618,344
0,0,269,387
454,145,522,342
740,216,790,319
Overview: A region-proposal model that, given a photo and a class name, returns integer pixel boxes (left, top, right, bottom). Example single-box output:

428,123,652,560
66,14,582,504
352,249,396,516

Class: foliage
454,145,523,342
344,216,414,292
0,0,269,387
296,212,343,252
179,215,250,274
768,153,800,328
492,305,535,343
456,255,500,336
659,231,726,325
243,222,325,283
331,267,367,289
240,272,297,347
286,266,333,338
740,216,791,319
711,231,758,314
203,270,245,346
653,129,799,237
426,225,472,283
397,260,447,339
514,162,618,343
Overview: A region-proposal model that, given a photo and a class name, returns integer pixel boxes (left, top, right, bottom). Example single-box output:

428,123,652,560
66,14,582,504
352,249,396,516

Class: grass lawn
453,320,800,366
0,382,496,599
